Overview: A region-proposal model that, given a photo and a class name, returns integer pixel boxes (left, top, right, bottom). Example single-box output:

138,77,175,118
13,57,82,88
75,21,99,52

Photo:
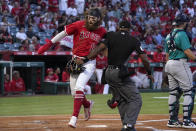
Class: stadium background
0,0,196,130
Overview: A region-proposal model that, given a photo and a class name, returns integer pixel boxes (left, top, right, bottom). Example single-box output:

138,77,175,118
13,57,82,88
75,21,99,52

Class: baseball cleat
167,120,182,128
68,116,77,128
182,120,196,128
84,100,94,121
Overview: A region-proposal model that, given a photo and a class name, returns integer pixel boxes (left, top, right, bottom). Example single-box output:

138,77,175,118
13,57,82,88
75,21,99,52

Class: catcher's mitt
66,58,86,74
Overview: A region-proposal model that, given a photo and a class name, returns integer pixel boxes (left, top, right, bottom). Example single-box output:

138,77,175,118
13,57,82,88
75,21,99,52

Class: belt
107,65,120,69
172,58,187,62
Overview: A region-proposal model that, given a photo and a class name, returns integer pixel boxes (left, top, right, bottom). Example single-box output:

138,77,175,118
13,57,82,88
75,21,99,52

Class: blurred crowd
1,0,196,95
0,0,196,52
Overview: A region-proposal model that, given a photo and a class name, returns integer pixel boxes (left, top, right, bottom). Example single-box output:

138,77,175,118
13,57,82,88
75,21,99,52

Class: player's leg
95,69,104,93
143,75,150,89
167,73,182,128
130,75,142,88
68,60,96,127
157,71,163,90
116,78,142,131
103,84,109,94
178,64,196,128
84,84,92,95
95,68,103,84
77,60,96,121
153,71,158,89
70,74,78,96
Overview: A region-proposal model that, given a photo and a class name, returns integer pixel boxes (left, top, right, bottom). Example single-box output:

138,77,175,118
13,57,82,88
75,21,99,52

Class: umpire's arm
75,43,107,65
87,43,107,59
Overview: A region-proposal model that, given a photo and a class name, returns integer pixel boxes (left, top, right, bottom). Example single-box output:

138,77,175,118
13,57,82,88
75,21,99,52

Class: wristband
83,56,89,63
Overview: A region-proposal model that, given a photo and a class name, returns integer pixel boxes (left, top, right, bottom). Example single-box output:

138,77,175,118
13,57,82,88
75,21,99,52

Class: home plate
87,125,107,128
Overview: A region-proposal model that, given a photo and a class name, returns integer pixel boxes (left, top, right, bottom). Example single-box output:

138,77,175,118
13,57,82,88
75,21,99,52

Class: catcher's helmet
172,13,190,26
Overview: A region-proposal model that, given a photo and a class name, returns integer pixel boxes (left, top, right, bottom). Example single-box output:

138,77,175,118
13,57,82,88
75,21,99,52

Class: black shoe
167,119,182,128
121,124,136,131
182,120,196,128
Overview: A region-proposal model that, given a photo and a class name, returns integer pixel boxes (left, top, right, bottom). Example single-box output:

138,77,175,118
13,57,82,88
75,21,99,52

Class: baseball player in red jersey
4,74,12,94
153,45,164,90
137,56,152,88
45,68,58,82
38,8,106,128
95,50,109,94
129,55,142,89
11,71,26,92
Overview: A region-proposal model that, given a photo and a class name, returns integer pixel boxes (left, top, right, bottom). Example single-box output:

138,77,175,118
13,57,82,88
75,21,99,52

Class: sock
72,91,84,117
83,95,90,108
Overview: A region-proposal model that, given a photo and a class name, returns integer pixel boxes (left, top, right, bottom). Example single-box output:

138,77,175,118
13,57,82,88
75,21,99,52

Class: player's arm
87,33,109,60
76,33,108,65
38,31,67,54
165,53,169,61
135,41,154,81
87,43,107,59
184,49,196,61
75,43,107,65
139,54,151,75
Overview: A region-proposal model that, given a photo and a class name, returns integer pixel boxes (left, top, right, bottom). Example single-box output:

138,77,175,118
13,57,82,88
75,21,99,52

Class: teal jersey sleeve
177,31,191,50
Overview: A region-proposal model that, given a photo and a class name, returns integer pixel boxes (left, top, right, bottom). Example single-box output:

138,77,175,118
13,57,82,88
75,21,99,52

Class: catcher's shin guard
183,88,195,121
168,87,182,121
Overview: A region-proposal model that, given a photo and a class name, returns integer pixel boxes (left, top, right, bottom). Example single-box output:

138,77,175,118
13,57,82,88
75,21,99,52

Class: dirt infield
0,114,195,131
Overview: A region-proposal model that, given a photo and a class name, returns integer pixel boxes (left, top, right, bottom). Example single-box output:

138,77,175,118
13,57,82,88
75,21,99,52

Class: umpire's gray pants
105,68,142,126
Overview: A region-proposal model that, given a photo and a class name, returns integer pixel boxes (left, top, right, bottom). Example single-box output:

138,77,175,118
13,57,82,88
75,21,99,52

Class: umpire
76,20,153,131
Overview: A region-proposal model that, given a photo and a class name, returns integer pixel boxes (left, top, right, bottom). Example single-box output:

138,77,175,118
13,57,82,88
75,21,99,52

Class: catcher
38,8,106,128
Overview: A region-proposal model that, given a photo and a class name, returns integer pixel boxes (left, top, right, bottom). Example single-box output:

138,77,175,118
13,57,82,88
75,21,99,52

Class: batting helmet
88,8,102,19
172,13,190,26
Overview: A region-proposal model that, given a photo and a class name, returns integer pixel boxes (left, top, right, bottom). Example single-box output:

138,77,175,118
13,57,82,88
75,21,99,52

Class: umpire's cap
119,20,131,29
172,13,190,26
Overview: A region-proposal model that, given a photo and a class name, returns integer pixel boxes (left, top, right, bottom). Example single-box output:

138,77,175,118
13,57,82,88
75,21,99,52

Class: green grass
0,93,195,116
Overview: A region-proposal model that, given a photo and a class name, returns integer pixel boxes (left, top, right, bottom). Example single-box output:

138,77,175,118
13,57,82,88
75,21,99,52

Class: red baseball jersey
4,81,12,92
153,52,164,71
96,54,107,69
11,78,26,92
45,75,58,82
64,20,106,57
48,0,58,12
62,71,70,82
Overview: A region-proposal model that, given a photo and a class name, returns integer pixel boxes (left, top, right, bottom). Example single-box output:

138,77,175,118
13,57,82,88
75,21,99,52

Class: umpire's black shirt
101,30,144,65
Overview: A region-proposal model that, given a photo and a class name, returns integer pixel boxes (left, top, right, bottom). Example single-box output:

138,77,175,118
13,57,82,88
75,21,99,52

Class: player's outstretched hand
37,39,53,54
